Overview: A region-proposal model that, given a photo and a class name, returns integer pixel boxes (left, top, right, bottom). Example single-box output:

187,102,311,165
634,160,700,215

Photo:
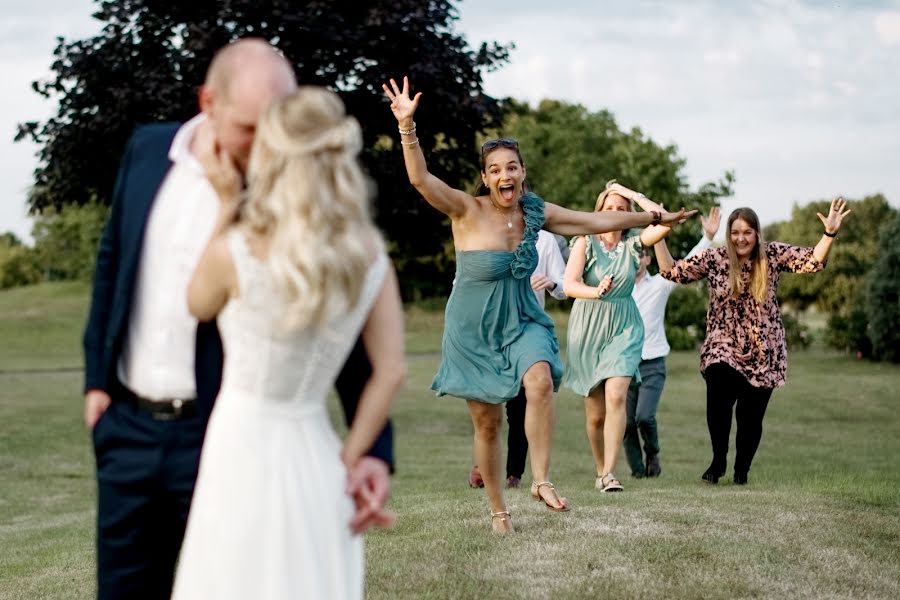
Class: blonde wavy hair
725,207,768,303
243,86,380,331
594,180,633,212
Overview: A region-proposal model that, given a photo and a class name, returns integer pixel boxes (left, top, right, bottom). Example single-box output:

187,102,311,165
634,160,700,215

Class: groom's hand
346,457,396,534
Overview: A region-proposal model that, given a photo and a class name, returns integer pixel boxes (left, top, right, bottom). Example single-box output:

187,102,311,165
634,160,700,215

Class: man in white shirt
625,208,720,478
469,230,567,488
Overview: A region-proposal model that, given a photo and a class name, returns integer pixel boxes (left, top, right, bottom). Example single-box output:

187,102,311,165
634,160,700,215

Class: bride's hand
382,76,421,125
346,457,396,534
195,120,242,208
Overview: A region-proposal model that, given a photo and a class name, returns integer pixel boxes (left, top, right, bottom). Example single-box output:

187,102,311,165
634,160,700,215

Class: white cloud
874,11,900,45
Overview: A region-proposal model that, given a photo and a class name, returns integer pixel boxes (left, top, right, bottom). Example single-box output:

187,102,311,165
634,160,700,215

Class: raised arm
383,77,472,218
187,121,243,321
813,197,851,263
654,237,676,274
544,202,695,236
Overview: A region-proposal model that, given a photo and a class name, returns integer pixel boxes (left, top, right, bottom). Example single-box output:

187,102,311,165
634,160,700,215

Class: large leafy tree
865,213,900,362
16,0,511,298
764,194,897,355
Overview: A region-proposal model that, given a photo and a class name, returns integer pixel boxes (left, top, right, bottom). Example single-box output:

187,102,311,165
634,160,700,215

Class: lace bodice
216,230,387,408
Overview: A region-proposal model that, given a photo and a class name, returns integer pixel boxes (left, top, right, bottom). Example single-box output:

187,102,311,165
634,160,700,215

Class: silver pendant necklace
492,200,517,228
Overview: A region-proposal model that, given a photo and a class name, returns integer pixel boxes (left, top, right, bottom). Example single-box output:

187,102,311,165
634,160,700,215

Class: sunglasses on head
481,138,519,155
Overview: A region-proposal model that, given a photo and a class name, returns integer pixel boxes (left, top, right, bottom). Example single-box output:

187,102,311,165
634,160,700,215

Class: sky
2,0,899,243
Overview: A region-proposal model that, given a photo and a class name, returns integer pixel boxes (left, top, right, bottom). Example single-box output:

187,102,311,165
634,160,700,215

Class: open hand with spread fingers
701,206,721,239
382,76,422,126
817,197,851,235
659,207,698,226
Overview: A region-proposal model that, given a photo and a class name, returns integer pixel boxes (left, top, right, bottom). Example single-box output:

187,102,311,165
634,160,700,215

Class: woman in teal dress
383,77,694,533
563,183,677,493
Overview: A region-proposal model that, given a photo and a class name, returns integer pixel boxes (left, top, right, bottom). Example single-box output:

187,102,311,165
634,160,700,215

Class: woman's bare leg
467,400,512,532
523,361,568,510
601,376,632,477
583,386,607,476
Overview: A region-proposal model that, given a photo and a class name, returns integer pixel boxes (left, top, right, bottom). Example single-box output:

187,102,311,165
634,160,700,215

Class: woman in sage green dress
383,76,694,533
563,183,677,493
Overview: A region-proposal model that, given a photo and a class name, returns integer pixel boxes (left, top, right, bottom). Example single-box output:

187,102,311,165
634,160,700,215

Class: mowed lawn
1,283,898,599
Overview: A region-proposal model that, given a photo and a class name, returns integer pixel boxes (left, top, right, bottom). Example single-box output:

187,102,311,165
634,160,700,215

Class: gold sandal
490,510,514,534
530,481,571,512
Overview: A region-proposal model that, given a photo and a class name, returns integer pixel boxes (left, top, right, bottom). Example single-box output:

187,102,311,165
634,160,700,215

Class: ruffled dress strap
509,192,546,279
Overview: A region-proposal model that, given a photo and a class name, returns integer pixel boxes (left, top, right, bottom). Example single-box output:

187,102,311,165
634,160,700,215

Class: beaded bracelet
400,139,420,148
398,122,416,135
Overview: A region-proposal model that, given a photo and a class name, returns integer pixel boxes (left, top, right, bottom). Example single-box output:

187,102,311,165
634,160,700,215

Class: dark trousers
93,390,206,600
624,357,666,476
703,362,773,476
505,389,528,479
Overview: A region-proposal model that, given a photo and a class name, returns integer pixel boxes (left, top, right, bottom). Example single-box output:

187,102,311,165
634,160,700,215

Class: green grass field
1,282,898,599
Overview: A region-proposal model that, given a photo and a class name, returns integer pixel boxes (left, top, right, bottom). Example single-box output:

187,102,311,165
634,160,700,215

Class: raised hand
701,206,721,239
659,208,698,226
817,197,851,234
382,76,422,125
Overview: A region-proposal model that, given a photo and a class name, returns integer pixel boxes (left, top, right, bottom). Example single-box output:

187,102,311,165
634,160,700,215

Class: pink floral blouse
661,242,825,389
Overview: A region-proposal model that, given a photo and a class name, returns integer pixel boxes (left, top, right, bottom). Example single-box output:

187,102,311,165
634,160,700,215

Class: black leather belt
120,383,197,421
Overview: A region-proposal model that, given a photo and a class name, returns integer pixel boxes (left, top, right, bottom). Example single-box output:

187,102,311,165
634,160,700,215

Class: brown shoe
468,465,484,488
506,475,521,489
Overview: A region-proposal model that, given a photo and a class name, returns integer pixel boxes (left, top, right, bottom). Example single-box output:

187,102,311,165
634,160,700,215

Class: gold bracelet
398,122,416,135
400,139,420,148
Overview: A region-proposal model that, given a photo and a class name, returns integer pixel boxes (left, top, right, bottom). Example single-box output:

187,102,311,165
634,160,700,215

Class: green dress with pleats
562,234,644,396
431,193,563,404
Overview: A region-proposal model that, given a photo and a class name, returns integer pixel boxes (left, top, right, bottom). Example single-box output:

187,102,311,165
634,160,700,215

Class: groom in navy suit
82,39,394,600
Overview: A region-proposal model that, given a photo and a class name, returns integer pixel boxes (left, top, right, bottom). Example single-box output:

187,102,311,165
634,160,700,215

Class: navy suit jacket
83,122,393,465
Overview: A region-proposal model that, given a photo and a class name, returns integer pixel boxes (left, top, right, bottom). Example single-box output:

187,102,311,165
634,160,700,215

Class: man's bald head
205,38,296,101
199,38,298,171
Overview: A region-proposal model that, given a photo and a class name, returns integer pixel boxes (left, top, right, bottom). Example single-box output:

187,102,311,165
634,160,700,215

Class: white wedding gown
172,230,387,600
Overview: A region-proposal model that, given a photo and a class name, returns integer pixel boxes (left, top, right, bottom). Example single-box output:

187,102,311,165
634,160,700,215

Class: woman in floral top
655,199,851,485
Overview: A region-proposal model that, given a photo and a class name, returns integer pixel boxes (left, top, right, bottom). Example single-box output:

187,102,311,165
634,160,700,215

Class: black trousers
703,362,773,476
505,388,528,479
93,389,206,600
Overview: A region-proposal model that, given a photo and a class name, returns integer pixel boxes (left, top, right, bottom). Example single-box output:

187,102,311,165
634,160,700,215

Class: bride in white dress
171,86,405,599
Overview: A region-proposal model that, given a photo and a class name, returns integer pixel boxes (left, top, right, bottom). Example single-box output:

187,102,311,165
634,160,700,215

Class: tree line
4,0,897,361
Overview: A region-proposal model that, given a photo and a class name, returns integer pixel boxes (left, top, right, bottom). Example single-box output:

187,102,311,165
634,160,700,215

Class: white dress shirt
117,115,220,400
631,235,713,360
533,230,568,308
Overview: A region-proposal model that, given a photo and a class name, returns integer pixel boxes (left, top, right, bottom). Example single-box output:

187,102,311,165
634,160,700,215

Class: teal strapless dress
431,193,563,404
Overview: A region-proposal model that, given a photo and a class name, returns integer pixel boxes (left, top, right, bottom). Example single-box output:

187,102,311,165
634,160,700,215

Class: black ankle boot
733,472,748,485
701,463,726,484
